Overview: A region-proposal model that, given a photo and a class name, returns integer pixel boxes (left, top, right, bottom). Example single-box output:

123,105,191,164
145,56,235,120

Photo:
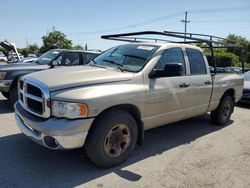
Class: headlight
0,72,7,79
52,101,88,119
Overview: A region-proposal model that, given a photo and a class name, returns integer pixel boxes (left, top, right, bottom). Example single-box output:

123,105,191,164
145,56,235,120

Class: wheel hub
222,101,231,120
104,123,131,158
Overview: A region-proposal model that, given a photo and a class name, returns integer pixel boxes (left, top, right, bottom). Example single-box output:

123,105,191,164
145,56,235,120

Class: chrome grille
18,76,51,118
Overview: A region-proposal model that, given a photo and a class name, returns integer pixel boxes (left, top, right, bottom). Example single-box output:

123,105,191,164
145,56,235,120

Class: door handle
204,81,212,85
179,83,189,88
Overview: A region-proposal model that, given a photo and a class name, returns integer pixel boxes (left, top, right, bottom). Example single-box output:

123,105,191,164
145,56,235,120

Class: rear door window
186,48,207,75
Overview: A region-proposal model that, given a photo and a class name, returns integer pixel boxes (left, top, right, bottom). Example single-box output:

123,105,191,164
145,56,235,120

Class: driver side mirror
149,63,183,79
52,60,60,66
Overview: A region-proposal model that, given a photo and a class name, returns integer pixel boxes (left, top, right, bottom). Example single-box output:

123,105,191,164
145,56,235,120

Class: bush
206,51,239,67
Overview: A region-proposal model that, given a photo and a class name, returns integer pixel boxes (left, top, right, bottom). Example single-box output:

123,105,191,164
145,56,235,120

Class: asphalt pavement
0,94,250,188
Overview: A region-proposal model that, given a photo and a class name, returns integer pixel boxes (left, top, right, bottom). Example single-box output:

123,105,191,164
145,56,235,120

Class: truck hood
0,62,48,71
27,65,134,92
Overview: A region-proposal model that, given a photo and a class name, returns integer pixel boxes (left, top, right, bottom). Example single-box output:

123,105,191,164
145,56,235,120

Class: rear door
185,48,212,117
145,47,190,129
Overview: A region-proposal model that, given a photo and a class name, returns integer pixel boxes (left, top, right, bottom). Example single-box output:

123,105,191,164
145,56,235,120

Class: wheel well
223,89,235,99
93,104,144,145
9,77,19,91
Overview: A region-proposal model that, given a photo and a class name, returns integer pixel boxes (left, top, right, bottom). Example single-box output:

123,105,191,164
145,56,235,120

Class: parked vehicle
0,41,22,62
0,49,100,105
1,41,39,64
8,53,24,63
224,67,242,74
28,54,37,58
22,57,38,63
241,71,250,102
0,52,8,62
14,31,243,168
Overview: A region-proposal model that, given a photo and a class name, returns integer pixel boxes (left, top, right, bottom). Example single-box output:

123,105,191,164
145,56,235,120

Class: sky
1,0,250,50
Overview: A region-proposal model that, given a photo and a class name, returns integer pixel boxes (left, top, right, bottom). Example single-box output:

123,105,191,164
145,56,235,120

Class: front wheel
84,109,138,168
210,95,234,125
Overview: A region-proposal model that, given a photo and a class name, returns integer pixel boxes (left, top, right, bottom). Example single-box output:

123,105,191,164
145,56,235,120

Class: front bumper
15,101,94,150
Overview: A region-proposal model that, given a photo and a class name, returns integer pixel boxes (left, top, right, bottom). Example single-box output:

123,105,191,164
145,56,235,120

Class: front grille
27,98,43,114
27,84,42,97
19,80,24,89
18,77,50,118
20,93,24,103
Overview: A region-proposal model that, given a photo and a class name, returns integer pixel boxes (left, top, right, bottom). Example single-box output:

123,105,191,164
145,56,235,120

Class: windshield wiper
89,60,108,69
103,59,124,72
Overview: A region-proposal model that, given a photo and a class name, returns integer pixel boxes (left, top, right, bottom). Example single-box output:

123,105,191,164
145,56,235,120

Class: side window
186,48,207,75
156,48,186,75
56,52,80,65
84,53,98,64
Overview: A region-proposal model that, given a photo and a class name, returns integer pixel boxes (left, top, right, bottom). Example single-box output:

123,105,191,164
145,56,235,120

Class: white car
0,52,7,62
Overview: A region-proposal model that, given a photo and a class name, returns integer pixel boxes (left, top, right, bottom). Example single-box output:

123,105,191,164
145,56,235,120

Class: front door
144,47,190,129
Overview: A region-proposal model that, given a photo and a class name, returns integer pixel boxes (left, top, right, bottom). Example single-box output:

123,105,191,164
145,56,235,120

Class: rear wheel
10,86,18,106
210,95,234,125
1,92,10,100
84,109,138,168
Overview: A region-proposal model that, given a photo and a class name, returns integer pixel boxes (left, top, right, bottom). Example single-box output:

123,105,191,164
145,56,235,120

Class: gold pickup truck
14,33,243,168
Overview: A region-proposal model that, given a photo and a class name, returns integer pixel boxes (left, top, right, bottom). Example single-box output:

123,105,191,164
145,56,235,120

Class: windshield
90,44,159,72
243,71,250,81
36,49,61,65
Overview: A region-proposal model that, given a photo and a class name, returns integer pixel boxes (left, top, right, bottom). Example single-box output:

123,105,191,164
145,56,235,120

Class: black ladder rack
101,31,245,73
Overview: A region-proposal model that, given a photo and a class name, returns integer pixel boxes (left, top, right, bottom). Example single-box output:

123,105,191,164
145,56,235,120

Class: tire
84,109,138,168
1,92,10,100
210,95,234,125
10,86,18,106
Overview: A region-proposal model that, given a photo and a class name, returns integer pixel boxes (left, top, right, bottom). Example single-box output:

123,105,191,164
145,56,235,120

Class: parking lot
0,93,250,188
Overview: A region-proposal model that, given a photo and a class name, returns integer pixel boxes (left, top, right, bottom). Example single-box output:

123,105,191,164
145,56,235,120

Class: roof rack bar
101,31,241,47
164,30,235,44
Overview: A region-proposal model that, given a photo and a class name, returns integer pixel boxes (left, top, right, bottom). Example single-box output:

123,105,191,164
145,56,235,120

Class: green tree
27,44,39,54
206,51,239,67
17,48,28,57
226,34,250,65
0,47,8,56
40,31,72,52
73,44,84,50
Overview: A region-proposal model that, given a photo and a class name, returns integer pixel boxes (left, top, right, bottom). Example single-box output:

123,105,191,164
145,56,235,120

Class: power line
191,19,250,23
189,6,250,14
6,6,250,46
67,7,250,36
67,12,183,35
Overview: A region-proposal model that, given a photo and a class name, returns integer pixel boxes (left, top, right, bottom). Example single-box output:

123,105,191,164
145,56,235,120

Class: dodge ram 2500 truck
14,35,243,168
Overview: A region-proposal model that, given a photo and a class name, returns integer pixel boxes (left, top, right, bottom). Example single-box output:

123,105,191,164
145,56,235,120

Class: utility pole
26,38,29,48
181,11,190,41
